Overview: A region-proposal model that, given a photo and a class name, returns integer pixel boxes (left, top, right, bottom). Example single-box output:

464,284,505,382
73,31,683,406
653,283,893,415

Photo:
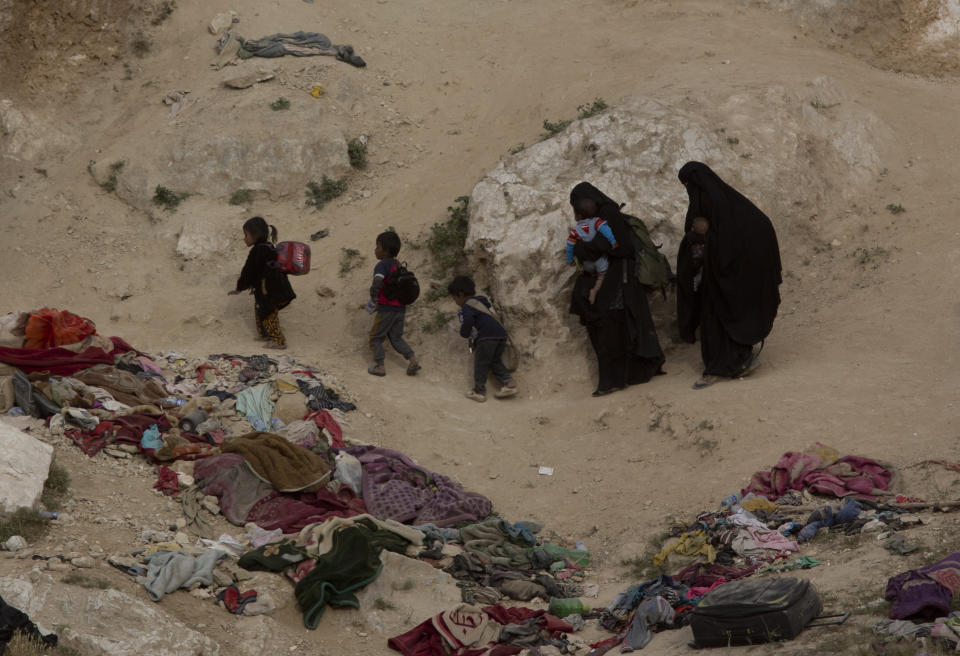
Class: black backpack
383,261,420,305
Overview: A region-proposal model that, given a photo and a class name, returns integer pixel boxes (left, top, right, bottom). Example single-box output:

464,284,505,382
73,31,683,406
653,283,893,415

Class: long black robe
568,182,665,391
676,162,782,376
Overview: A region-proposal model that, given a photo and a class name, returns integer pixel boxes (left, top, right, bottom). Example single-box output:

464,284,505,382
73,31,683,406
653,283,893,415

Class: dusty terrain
2,0,960,653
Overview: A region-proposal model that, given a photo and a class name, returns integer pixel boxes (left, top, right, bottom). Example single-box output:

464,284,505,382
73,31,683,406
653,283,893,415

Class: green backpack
623,213,671,293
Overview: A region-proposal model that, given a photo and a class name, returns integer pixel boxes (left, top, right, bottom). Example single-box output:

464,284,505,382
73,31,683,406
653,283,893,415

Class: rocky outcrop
0,571,220,656
0,422,53,513
466,83,886,360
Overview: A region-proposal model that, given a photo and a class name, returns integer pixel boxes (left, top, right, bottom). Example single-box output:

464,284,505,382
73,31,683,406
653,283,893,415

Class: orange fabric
23,308,97,349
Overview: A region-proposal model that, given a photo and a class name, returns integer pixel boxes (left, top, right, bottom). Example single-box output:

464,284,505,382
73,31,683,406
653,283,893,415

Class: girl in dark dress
675,162,782,388
568,182,665,396
228,216,296,349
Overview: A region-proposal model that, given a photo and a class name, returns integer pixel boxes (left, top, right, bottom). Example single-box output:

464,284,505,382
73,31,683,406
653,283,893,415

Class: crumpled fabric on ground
652,531,716,566
246,486,367,533
743,446,896,501
798,497,862,542
461,519,534,568
238,31,366,67
872,618,932,640
181,485,217,539
298,379,357,413
194,453,275,525
886,550,960,621
60,377,130,412
305,409,346,447
235,384,275,425
738,496,779,514
277,419,321,449
298,514,423,558
222,431,331,492
143,549,225,601
238,539,309,572
217,584,258,614
295,520,410,628
23,307,97,349
0,336,134,377
74,364,168,407
417,524,463,545
343,445,492,527
154,466,180,496
622,595,674,652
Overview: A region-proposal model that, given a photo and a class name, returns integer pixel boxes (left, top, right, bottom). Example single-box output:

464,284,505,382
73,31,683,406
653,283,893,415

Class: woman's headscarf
569,182,635,258
677,161,782,345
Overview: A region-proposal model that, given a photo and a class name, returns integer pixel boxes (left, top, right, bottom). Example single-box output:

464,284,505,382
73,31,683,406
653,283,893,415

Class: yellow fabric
740,497,779,514
810,442,840,465
652,530,716,567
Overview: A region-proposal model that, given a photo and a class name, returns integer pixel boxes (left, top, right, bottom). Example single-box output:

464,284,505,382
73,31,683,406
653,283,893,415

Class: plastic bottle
38,511,58,520
549,597,590,618
179,409,209,433
160,397,185,409
720,492,742,509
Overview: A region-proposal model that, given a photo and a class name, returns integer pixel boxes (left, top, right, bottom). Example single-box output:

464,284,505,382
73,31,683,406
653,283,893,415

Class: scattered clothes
181,486,218,539
344,445,492,527
238,539,309,572
757,556,821,573
884,533,920,556
141,424,163,450
74,364,168,407
743,444,896,501
0,593,59,652
886,551,960,621
221,432,332,492
154,466,180,496
295,519,410,628
23,307,97,349
234,383,275,426
0,336,134,376
797,497,862,542
143,549,226,601
217,585,258,614
622,596,674,651
298,379,357,413
238,31,366,67
873,618,933,640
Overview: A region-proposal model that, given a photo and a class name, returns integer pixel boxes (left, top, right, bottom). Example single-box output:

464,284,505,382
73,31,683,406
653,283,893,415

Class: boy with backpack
448,276,517,402
366,231,421,376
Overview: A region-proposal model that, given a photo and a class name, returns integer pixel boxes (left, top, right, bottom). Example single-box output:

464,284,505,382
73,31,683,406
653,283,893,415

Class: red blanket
0,337,136,376
742,450,895,501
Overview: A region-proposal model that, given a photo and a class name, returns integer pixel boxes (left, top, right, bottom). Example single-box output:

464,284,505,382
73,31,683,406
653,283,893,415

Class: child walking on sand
366,230,421,376
228,216,296,349
448,275,517,403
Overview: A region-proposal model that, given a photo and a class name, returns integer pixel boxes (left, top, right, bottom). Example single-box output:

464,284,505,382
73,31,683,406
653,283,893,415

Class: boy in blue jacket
448,276,518,402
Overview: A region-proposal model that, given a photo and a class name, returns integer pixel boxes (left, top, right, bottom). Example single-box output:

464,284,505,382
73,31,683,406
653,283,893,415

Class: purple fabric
743,452,894,501
886,551,960,621
342,445,492,527
194,453,274,524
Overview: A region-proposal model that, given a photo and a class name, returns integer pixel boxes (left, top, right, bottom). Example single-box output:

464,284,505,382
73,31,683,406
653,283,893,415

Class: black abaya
568,182,665,391
676,162,782,376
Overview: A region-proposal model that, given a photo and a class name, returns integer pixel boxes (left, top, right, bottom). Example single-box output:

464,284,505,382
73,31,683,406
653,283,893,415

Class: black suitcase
690,577,822,647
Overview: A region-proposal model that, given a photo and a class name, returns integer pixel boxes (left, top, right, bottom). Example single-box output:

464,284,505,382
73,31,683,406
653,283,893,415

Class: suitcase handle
806,612,850,628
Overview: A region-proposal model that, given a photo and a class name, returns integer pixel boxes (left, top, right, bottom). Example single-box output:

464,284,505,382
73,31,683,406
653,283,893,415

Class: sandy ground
3,0,960,654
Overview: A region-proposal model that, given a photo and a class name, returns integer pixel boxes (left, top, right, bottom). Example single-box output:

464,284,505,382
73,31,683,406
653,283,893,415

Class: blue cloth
236,383,275,425
798,497,862,542
459,296,507,342
499,520,542,546
141,424,163,450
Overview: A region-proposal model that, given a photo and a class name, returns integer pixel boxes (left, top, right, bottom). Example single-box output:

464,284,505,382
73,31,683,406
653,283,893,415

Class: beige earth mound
2,0,960,654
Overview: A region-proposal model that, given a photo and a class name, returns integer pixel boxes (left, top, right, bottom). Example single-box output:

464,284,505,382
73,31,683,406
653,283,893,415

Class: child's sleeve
369,261,388,300
597,220,618,247
459,305,477,339
236,246,263,291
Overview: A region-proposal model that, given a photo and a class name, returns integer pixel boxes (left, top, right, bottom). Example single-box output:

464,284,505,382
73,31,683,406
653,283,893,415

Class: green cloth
295,520,411,628
238,539,308,572
460,519,534,568
538,542,590,568
235,383,275,424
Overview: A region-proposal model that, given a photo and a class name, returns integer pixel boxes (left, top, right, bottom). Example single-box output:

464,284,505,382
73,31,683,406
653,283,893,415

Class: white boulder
0,422,53,513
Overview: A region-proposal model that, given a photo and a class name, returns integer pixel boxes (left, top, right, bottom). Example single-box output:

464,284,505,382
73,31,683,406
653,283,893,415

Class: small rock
72,556,96,569
115,444,139,454
174,532,190,545
178,474,195,488
3,536,27,552
189,587,213,599
900,514,922,525
861,519,884,533
103,447,130,459
315,286,336,298
47,557,70,572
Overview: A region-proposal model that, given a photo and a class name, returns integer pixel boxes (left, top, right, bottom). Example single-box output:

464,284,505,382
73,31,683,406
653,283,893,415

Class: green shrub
348,138,368,170
100,160,125,193
270,97,291,111
425,196,469,273
151,0,176,25
306,176,348,209
229,189,254,206
339,248,365,277
577,97,608,119
153,185,188,210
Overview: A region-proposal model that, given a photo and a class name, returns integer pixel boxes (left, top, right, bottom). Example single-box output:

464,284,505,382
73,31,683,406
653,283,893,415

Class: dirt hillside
2,0,960,654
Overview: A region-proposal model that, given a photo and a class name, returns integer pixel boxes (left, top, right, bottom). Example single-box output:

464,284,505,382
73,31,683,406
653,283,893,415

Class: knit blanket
222,432,331,492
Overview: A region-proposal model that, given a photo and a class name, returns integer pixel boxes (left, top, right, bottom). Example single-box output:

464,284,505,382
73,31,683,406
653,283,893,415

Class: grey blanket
144,549,225,601
238,31,365,67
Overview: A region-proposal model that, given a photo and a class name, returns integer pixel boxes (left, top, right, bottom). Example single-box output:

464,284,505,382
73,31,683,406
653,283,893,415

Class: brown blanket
74,364,168,407
222,432,331,492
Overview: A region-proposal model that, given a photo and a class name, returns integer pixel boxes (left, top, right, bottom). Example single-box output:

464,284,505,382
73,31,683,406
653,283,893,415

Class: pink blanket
743,450,895,500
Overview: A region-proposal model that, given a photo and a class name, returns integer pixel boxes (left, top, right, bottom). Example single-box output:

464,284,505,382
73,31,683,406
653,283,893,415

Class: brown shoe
367,363,386,377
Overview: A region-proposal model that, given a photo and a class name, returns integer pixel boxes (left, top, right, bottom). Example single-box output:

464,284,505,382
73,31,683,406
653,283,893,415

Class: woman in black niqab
568,182,665,395
675,162,781,388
